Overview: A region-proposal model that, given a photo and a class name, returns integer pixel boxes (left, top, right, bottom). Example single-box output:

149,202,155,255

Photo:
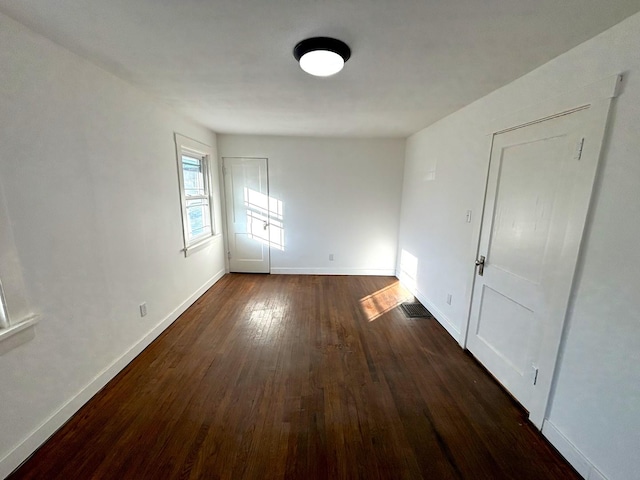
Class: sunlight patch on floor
360,281,414,322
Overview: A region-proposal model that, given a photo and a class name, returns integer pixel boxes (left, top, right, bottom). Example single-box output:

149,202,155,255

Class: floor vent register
400,301,433,318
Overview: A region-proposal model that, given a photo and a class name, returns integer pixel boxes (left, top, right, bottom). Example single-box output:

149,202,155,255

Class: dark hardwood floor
9,274,580,479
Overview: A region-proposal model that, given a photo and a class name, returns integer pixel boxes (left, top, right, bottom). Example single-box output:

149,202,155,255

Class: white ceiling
1,1,638,137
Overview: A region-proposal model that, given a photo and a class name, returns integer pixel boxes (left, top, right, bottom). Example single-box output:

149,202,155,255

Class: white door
466,104,609,428
223,157,270,273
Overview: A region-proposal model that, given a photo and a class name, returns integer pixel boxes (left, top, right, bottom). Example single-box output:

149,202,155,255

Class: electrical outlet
329,254,334,261
139,302,147,317
446,294,452,305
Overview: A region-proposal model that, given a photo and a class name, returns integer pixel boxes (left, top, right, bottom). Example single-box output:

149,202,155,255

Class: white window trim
0,278,38,347
0,279,8,329
175,134,216,256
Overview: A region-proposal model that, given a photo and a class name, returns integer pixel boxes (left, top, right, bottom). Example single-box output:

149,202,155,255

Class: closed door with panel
224,157,270,273
467,99,612,427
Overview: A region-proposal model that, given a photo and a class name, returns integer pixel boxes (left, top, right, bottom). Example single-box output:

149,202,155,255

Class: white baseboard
395,275,461,342
413,289,461,342
542,419,608,480
270,267,396,276
0,268,226,480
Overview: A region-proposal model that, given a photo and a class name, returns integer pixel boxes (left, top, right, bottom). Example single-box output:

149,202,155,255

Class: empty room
1,1,639,479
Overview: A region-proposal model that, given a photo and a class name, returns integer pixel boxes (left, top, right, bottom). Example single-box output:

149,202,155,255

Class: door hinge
227,251,231,260
532,365,539,386
222,165,227,175
574,138,585,160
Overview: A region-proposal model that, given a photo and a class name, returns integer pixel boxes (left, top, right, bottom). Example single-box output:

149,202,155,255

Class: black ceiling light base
293,37,351,63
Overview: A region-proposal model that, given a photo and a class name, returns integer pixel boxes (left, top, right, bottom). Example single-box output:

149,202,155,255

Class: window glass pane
182,154,206,197
186,198,212,240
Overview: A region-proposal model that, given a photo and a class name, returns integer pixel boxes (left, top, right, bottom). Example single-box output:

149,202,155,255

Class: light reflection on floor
360,280,414,322
245,298,288,346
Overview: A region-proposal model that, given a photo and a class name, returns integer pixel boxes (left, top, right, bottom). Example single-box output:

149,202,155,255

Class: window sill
183,233,222,257
0,315,38,355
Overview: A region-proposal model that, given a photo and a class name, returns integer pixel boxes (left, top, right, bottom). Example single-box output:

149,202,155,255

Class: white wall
397,12,640,480
0,12,225,478
218,135,405,275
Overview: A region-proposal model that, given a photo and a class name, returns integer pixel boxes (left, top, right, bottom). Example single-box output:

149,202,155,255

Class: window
182,153,212,241
175,134,215,253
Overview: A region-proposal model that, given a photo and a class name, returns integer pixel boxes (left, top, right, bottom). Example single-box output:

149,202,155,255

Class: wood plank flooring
9,274,580,479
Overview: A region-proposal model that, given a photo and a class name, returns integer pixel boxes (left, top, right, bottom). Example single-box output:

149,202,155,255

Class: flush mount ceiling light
293,37,351,77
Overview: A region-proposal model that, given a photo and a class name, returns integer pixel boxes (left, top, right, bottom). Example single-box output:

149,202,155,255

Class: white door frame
461,74,622,427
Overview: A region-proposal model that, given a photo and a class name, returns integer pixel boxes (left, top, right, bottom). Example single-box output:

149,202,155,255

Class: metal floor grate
400,302,432,318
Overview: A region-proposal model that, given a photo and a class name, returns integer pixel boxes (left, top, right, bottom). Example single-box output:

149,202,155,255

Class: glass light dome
299,50,345,77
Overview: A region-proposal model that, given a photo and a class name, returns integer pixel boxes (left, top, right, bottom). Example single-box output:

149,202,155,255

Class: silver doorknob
475,255,486,276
